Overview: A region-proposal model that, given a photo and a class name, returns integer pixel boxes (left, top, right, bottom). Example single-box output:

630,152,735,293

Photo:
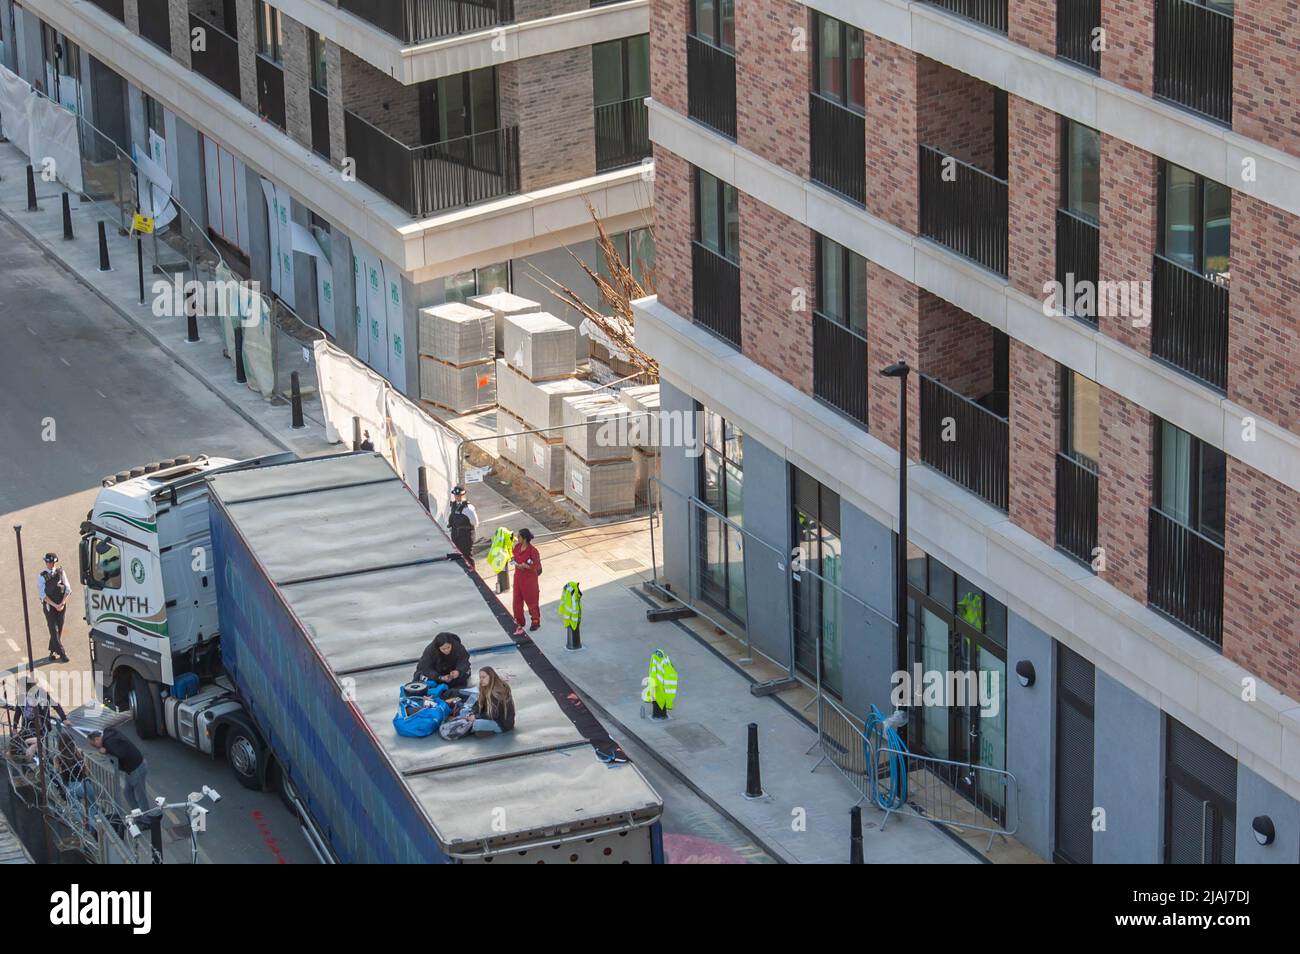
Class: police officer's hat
451,486,466,496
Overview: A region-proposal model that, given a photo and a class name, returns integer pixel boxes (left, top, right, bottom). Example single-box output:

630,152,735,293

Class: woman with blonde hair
467,666,515,735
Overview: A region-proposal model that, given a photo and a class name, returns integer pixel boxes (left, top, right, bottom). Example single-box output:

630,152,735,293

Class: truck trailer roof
205,452,662,861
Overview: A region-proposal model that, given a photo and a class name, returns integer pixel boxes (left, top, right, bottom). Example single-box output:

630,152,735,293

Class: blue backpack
393,681,453,738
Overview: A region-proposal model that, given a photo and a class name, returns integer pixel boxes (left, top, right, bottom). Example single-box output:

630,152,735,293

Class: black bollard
417,466,430,512
97,221,111,271
185,284,199,342
352,416,361,451
290,371,304,428
234,327,247,383
744,722,764,798
850,806,864,864
25,165,37,211
61,193,73,239
136,236,144,304
566,622,581,652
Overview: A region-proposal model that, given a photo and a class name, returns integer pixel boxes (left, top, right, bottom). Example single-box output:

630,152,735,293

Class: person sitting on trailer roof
413,632,471,689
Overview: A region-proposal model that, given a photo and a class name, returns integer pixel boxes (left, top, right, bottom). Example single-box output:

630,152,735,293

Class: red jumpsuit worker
511,528,543,634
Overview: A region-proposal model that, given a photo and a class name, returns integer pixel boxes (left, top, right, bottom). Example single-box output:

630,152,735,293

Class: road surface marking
59,357,71,367
4,639,17,652
95,389,107,399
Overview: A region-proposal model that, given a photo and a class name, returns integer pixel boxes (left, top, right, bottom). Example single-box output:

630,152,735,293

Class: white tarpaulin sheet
27,90,83,194
292,221,336,336
0,65,33,157
260,177,283,299
313,340,462,527
240,283,275,399
133,144,177,229
314,339,388,449
353,251,369,363
386,391,460,525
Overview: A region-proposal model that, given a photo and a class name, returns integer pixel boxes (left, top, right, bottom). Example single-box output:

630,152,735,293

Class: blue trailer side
210,503,448,863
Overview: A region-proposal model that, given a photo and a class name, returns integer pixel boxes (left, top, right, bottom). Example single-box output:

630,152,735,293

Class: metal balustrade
686,34,737,140
919,145,1009,276
1055,451,1099,568
1151,253,1229,392
1148,507,1225,646
1155,0,1233,125
339,0,513,44
810,94,866,205
813,312,868,426
920,374,1009,512
691,241,741,347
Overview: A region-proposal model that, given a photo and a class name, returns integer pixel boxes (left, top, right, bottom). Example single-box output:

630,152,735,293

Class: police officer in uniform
447,486,479,568
38,553,72,663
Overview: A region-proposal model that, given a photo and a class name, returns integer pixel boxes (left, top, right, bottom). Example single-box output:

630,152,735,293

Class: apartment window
420,68,498,144
695,170,739,263
599,228,657,291
444,262,512,304
815,236,867,336
812,12,864,114
144,93,165,139
692,0,735,52
1060,370,1100,469
1155,420,1225,544
697,407,745,623
256,1,283,63
593,35,649,106
1159,162,1230,277
309,30,328,93
1061,120,1100,223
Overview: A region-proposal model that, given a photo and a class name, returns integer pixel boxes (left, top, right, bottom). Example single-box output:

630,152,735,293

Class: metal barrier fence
1,704,147,864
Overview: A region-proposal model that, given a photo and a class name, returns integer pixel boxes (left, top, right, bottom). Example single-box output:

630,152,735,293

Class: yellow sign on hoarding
131,212,154,235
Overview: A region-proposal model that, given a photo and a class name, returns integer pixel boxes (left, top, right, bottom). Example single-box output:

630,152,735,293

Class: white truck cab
79,452,294,786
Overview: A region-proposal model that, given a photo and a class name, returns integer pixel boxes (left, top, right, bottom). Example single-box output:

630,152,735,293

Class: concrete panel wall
739,435,791,669
657,381,695,599
1007,613,1054,861
328,228,357,356
1235,764,1300,864
1092,669,1163,863
838,501,896,718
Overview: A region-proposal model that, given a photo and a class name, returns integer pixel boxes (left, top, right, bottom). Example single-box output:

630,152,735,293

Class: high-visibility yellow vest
641,650,678,710
558,582,582,630
486,527,514,573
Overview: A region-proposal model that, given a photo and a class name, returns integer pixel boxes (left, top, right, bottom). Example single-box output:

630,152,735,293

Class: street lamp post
879,361,910,677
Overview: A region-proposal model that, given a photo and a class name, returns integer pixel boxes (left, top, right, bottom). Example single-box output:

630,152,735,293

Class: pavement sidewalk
3,140,973,864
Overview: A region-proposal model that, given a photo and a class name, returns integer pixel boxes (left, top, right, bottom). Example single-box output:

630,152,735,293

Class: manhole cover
663,722,725,753
604,558,644,571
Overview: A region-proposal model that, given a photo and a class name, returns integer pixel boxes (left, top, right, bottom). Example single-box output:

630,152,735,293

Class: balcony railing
344,110,520,217
1151,253,1229,391
691,241,741,347
919,0,1007,33
1056,208,1100,325
594,96,650,172
687,34,736,140
310,89,331,160
257,57,286,130
137,0,172,54
919,374,1009,511
1055,452,1098,568
813,312,868,426
1057,0,1101,72
1155,0,1233,126
88,0,125,21
189,15,241,100
338,0,514,44
1148,507,1224,646
919,145,1008,276
810,94,866,206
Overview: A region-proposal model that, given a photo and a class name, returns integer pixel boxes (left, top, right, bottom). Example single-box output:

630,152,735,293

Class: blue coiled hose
863,705,909,810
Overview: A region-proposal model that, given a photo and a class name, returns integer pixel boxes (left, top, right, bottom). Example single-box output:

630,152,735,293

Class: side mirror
78,536,93,587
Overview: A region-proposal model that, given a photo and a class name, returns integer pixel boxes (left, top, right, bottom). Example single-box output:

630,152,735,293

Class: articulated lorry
79,451,664,862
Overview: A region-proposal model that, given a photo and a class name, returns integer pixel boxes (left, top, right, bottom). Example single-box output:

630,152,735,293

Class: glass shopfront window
791,467,843,697
697,407,745,623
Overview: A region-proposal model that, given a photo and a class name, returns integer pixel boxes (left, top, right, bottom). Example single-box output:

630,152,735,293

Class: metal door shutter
1054,645,1095,863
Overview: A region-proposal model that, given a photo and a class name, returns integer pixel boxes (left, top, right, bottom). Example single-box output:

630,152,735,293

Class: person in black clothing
88,727,151,816
38,553,72,662
446,486,479,569
412,632,470,689
358,431,375,452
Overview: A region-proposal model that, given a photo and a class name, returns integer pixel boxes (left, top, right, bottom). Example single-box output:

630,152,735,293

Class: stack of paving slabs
495,360,593,493
469,291,540,354
562,393,637,516
496,408,527,469
503,312,577,382
619,384,661,504
584,314,641,378
418,302,497,413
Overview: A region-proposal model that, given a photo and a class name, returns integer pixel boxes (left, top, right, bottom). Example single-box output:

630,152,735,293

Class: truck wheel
225,726,263,790
128,672,159,739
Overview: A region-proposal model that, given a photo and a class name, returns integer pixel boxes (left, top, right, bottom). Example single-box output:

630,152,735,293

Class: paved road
0,213,313,863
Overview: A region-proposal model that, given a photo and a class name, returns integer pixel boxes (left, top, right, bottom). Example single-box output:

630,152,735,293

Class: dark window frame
1059,118,1100,224
810,11,865,116
1153,418,1226,544
256,1,283,63
690,0,735,53
696,404,745,623
694,169,739,264
814,233,867,337
308,30,328,94
1157,160,1231,277
592,33,649,106
1059,366,1099,471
